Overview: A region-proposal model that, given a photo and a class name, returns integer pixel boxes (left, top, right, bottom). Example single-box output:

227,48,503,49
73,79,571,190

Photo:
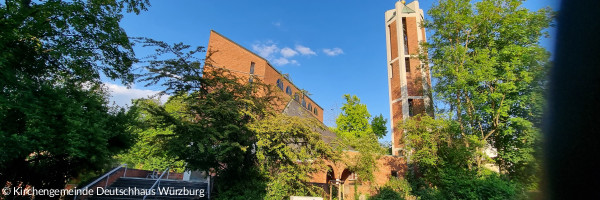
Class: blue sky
107,0,560,142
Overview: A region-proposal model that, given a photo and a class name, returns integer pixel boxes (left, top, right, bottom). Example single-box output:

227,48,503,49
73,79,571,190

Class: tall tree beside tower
405,0,554,191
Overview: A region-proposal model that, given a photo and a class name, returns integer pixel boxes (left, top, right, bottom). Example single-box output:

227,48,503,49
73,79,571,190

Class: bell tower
385,0,432,156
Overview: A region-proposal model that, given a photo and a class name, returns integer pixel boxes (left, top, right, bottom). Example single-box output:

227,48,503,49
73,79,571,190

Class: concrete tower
385,0,432,156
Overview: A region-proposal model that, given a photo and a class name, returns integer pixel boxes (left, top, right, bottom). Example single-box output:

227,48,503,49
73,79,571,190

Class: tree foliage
249,114,337,199
333,94,387,183
212,114,338,200
132,38,271,177
334,95,371,139
1,0,148,86
115,98,187,173
400,115,523,199
371,114,388,139
134,39,337,199
338,136,384,184
0,83,138,190
0,0,148,191
370,177,411,200
398,114,452,171
418,0,554,189
142,68,273,177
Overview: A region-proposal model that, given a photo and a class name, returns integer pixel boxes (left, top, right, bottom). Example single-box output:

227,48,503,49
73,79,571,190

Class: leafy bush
407,165,522,200
370,177,412,200
213,168,266,200
438,168,519,200
370,187,403,200
386,177,412,198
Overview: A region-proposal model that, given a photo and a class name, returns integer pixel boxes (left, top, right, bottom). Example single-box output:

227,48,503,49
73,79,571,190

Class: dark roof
282,99,337,144
402,5,416,13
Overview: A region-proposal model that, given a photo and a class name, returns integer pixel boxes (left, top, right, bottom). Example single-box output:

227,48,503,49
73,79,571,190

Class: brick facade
309,151,406,199
205,30,323,122
205,30,406,199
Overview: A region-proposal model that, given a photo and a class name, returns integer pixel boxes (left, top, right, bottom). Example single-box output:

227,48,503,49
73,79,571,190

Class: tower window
249,76,253,83
294,93,300,101
402,17,409,55
308,103,312,111
314,108,318,115
408,99,414,117
302,99,306,108
388,24,395,59
286,86,292,95
405,58,410,72
250,62,255,74
276,79,284,91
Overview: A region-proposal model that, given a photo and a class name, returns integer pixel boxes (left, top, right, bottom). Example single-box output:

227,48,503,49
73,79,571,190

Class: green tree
0,83,138,190
135,37,288,174
139,66,275,198
144,68,273,177
0,0,148,190
398,115,451,175
211,114,337,200
334,95,371,139
421,0,553,188
333,94,386,183
371,114,388,139
250,114,337,200
135,39,337,199
400,115,522,200
115,98,187,173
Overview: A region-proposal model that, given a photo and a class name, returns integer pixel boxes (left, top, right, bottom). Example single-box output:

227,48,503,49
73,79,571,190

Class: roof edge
209,30,324,110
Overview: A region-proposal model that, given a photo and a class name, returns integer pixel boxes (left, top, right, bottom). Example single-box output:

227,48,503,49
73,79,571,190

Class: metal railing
142,166,170,200
73,164,127,200
207,175,211,200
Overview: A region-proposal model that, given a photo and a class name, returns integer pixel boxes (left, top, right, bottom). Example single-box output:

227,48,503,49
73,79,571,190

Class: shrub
370,187,403,200
438,168,520,200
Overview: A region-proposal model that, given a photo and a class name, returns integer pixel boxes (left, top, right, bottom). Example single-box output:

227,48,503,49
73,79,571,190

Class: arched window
314,108,318,115
326,166,335,185
341,169,355,181
286,86,292,96
276,79,283,91
308,103,312,111
294,93,300,101
301,99,306,108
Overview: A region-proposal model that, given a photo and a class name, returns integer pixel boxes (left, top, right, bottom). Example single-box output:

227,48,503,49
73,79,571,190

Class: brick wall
407,58,424,97
205,30,323,121
309,152,406,199
405,17,419,55
389,21,398,60
392,101,403,150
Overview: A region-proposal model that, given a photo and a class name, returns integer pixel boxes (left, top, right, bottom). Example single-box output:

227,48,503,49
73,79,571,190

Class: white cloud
295,45,317,56
252,41,315,66
272,57,299,66
323,48,344,56
272,22,282,27
252,41,279,58
104,82,169,107
280,47,298,58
